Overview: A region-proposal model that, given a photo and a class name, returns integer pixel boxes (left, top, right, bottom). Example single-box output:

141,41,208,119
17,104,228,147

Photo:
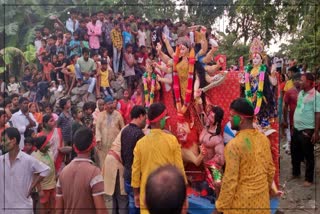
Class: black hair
11,93,19,100
57,33,64,39
82,47,90,55
130,105,146,119
59,98,69,109
145,165,186,214
24,136,34,145
101,60,108,65
148,103,166,122
73,127,93,152
126,43,133,49
209,106,224,138
0,110,5,117
292,73,301,81
19,97,29,104
69,54,77,62
303,73,315,82
113,20,119,26
24,128,35,138
58,51,65,56
230,98,254,117
288,66,299,73
34,136,47,150
42,114,52,125
83,101,96,112
2,127,20,145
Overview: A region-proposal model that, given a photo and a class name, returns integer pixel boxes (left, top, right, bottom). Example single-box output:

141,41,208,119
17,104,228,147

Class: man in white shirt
0,127,50,214
65,9,79,35
9,97,38,149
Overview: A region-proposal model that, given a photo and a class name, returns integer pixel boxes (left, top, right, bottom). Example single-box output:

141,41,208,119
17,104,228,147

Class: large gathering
0,3,319,214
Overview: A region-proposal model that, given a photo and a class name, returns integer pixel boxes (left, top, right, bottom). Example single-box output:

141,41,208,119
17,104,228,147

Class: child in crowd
22,129,37,155
56,33,66,56
62,54,78,95
37,39,48,64
32,136,56,214
97,59,113,98
82,101,95,131
69,32,81,57
41,56,55,82
7,75,20,95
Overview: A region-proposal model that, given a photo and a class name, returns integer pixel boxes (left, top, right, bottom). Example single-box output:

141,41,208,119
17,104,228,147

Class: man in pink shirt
87,13,102,54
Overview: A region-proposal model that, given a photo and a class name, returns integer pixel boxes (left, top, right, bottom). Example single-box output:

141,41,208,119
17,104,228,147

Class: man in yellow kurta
131,103,186,214
215,98,275,214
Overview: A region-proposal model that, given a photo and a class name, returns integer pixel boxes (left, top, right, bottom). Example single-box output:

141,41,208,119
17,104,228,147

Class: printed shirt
111,28,123,49
216,129,275,214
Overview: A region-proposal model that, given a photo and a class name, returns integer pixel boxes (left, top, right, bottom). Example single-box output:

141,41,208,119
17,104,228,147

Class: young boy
69,32,81,57
7,75,20,95
42,56,55,82
62,54,78,95
97,59,113,98
23,129,37,155
32,136,56,214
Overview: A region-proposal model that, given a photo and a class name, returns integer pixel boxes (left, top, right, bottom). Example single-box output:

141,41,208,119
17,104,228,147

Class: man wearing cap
9,97,38,149
131,102,186,214
215,98,275,214
96,95,125,168
56,127,107,214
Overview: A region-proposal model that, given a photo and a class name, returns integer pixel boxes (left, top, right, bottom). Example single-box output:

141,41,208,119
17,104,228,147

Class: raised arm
156,43,173,66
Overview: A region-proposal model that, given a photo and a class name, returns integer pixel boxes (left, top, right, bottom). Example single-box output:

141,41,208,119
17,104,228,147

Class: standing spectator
121,105,146,214
215,98,275,214
75,48,97,101
137,23,146,47
62,54,78,95
0,127,50,214
102,16,114,56
291,73,320,187
57,98,72,146
10,93,20,114
32,136,56,214
37,39,48,64
282,73,301,153
117,89,134,124
9,97,38,149
69,32,81,57
96,96,125,168
144,22,152,50
122,24,133,49
97,59,113,98
34,29,43,52
75,19,88,41
111,20,123,75
93,98,105,126
28,102,43,125
102,128,128,214
55,127,107,214
42,27,52,40
131,103,186,213
39,114,68,174
145,165,188,214
65,9,79,36
123,44,136,96
87,13,102,54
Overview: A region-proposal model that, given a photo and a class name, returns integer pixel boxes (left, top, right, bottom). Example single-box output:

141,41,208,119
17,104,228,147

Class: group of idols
138,25,279,198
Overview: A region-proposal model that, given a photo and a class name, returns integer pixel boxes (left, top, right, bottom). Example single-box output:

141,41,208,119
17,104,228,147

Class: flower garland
245,64,267,115
172,45,196,116
143,72,156,108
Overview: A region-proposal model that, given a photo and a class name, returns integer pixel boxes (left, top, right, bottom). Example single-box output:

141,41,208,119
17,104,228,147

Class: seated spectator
145,165,188,214
42,56,55,82
7,75,20,96
75,48,97,101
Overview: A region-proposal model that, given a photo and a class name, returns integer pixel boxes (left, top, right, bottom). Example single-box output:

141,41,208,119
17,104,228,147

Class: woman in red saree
37,114,65,174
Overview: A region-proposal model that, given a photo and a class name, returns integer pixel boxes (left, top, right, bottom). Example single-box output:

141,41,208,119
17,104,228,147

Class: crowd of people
0,8,319,214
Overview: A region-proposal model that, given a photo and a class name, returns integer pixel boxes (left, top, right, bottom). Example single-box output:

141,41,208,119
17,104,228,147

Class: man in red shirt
283,73,301,153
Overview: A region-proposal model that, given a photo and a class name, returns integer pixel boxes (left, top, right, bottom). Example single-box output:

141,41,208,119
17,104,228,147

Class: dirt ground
277,138,319,214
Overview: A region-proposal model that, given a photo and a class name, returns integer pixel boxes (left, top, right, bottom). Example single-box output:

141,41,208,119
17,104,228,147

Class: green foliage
24,44,36,63
216,32,250,67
